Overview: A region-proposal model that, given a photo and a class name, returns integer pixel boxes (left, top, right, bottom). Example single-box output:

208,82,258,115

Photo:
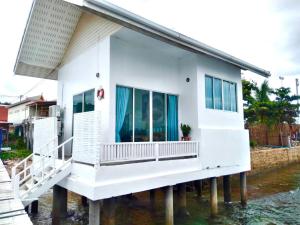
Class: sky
1,0,300,103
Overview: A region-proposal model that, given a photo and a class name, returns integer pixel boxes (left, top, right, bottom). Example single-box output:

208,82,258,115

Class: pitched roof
7,95,44,108
14,0,271,79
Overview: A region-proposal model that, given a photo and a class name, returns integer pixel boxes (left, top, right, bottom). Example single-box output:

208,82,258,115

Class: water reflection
30,163,300,225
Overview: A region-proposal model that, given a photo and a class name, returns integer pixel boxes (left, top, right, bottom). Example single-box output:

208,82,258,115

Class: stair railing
11,137,73,199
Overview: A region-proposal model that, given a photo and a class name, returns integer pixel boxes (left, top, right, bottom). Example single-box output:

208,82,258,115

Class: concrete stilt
31,200,38,214
210,177,218,217
177,183,189,216
89,200,101,225
223,175,232,203
165,186,174,225
52,185,68,225
104,198,116,225
194,180,202,198
82,196,88,207
150,189,156,209
240,172,247,206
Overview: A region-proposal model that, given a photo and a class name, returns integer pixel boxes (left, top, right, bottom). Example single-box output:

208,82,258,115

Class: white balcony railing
99,141,200,165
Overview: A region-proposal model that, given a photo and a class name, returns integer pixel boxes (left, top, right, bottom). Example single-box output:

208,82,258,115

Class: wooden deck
0,160,32,225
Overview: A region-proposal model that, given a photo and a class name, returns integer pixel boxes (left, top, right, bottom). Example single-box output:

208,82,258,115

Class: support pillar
89,200,101,225
150,189,156,209
31,200,38,214
240,172,247,206
210,177,218,217
52,185,68,225
194,180,202,198
177,183,189,216
223,175,231,203
104,198,116,225
164,186,174,225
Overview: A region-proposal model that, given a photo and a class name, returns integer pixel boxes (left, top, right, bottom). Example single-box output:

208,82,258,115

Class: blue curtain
167,95,178,141
115,86,130,142
205,76,213,109
213,78,222,110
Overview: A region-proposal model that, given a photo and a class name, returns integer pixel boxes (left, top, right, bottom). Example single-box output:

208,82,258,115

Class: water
30,163,300,225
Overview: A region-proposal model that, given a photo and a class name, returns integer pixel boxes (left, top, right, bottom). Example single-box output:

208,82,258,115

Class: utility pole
296,78,299,124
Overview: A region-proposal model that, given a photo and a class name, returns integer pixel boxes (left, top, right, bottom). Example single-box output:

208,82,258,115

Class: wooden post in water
177,183,189,216
210,177,218,217
31,200,38,214
104,198,116,225
89,200,101,225
194,180,202,198
223,175,232,203
240,172,247,206
150,189,156,209
52,185,68,225
165,186,174,225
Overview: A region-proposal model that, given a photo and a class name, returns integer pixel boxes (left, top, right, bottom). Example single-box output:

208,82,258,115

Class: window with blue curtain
205,76,213,109
116,86,133,142
153,92,166,141
167,95,178,141
213,78,222,110
134,89,150,142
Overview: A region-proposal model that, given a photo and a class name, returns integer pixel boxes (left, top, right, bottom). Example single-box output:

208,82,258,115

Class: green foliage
6,133,26,150
250,140,257,148
0,149,31,160
180,123,191,137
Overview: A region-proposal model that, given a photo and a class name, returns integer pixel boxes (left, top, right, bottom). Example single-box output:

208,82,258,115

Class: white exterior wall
8,104,29,125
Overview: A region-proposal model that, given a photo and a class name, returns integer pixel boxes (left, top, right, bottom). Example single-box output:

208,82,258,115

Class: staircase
11,137,73,206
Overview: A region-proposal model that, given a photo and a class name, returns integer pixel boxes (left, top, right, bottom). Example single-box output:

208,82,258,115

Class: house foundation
104,198,117,225
223,175,232,203
210,177,218,217
150,189,156,209
194,180,203,198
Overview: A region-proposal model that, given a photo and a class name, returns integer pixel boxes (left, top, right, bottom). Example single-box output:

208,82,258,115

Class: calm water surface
30,163,300,225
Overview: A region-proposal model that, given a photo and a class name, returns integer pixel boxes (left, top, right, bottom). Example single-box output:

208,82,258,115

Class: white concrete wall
57,37,111,155
8,104,29,125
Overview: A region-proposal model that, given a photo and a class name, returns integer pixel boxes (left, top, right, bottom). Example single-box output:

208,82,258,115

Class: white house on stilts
12,0,271,224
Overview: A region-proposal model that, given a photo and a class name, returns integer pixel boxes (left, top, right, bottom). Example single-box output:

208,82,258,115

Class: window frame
204,74,238,112
73,88,95,114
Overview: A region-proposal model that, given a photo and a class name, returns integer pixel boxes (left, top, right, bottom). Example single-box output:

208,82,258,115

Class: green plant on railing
180,123,191,138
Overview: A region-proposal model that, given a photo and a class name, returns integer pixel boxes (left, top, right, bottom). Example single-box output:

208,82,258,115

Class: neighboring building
7,95,44,125
13,0,271,224
0,105,10,144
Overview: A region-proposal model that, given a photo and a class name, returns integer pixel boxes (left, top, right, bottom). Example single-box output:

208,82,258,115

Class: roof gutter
84,0,271,77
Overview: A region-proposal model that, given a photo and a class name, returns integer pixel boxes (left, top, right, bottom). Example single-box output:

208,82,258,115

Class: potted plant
180,123,191,141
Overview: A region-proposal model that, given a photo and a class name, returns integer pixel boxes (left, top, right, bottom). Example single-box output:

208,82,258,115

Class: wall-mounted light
186,77,190,83
96,72,100,78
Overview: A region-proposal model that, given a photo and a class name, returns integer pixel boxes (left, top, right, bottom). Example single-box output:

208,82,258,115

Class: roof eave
84,0,271,78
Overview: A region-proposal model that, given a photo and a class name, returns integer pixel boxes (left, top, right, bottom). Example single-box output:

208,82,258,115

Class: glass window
167,94,178,141
153,92,166,141
230,83,237,112
84,89,95,112
205,76,213,109
73,94,83,113
223,81,231,111
213,78,222,110
116,86,133,142
134,89,150,142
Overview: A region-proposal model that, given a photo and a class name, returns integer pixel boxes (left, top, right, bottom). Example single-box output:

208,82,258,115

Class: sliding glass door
153,92,166,141
116,86,178,142
134,89,150,142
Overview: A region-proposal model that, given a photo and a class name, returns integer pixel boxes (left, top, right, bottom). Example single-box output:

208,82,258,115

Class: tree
272,87,300,145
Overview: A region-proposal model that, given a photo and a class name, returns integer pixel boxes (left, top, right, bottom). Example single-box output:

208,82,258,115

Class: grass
0,149,31,161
